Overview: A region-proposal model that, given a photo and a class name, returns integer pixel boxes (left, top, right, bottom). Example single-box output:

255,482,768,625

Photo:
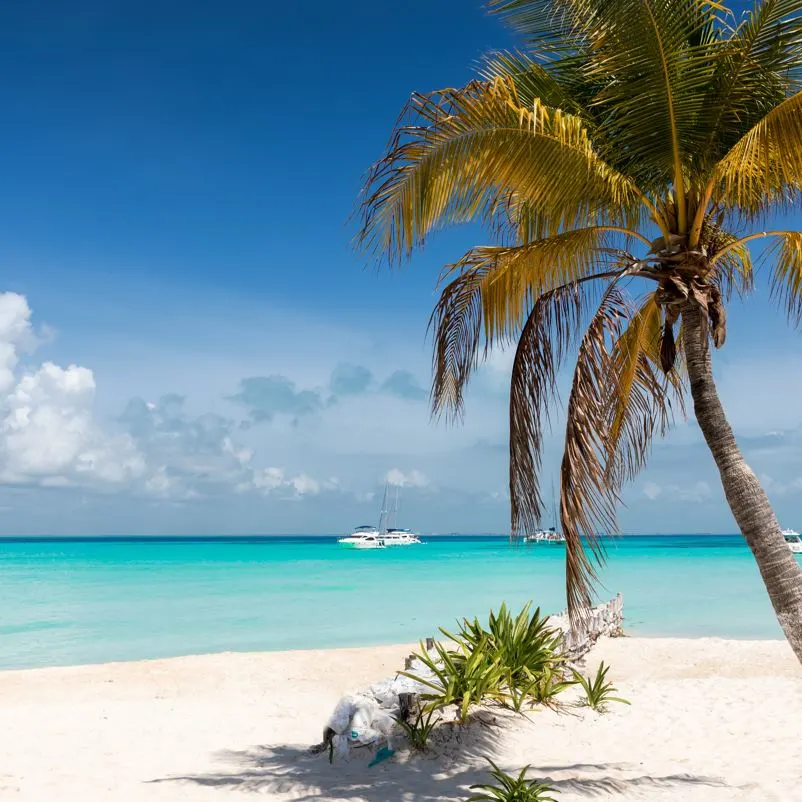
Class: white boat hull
789,542,802,554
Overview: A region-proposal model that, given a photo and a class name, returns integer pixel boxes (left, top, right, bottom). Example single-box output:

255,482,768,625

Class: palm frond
605,293,686,491
584,1,722,208
474,228,618,343
712,89,802,214
430,227,617,421
428,263,487,422
697,0,802,163
560,284,632,616
356,78,642,265
766,231,802,325
480,50,584,115
488,0,596,58
509,280,595,532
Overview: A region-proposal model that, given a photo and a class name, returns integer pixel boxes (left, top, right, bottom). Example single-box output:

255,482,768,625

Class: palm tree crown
356,0,802,633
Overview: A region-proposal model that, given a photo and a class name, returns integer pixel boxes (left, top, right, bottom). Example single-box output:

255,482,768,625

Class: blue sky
0,0,798,535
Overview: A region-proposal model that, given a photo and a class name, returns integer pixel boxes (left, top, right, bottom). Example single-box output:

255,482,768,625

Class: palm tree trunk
682,301,802,663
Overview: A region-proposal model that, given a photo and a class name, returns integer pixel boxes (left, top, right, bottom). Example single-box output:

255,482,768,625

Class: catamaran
523,484,566,545
338,482,422,547
382,527,422,546
783,528,802,554
524,526,566,545
380,485,422,545
337,525,386,549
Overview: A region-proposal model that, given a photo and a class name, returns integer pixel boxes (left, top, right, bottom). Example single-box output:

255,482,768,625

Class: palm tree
356,0,802,662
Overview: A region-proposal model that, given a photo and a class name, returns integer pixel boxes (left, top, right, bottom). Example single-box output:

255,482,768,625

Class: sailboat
523,484,566,545
338,482,421,547
380,484,422,546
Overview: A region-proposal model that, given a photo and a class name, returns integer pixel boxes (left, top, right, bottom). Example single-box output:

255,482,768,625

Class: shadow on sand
150,719,734,801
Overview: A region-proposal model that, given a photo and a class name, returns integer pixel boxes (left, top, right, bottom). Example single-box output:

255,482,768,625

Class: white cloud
386,468,428,488
642,480,712,504
240,466,333,499
250,467,285,492
291,474,320,496
0,293,336,503
643,482,662,501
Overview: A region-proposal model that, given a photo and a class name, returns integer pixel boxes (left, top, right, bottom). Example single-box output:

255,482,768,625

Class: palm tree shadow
149,718,736,801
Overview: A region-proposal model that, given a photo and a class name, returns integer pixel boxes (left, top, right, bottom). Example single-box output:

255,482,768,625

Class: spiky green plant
403,605,574,717
446,603,564,691
393,708,441,751
573,661,630,713
526,662,578,707
467,761,559,802
401,636,505,722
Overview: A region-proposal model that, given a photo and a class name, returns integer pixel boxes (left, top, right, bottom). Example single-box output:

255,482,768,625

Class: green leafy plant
573,661,630,713
526,662,577,707
403,604,574,718
393,708,440,751
447,603,564,690
401,636,505,721
467,761,559,802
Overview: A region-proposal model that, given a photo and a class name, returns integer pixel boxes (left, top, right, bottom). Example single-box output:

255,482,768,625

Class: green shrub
467,761,559,802
393,708,440,751
446,603,564,691
573,661,630,713
401,636,505,722
402,603,572,719
526,662,577,707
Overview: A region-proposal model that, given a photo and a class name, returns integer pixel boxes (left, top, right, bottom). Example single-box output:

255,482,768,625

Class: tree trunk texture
682,301,802,664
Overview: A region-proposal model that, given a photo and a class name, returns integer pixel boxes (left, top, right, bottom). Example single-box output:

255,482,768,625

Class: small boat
783,528,802,554
524,484,566,545
338,526,386,549
524,527,566,545
378,483,423,546
382,527,422,546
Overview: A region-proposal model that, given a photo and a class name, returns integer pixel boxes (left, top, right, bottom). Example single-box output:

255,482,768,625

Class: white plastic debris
319,650,439,760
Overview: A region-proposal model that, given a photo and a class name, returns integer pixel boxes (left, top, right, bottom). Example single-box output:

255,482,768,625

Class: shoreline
0,632,792,674
1,637,800,800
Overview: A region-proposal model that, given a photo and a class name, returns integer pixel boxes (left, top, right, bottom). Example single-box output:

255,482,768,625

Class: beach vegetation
467,761,559,802
393,707,441,751
356,0,802,664
405,635,506,721
403,604,573,718
573,661,630,713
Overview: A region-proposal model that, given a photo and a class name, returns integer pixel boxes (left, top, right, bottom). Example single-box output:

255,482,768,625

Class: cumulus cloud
641,480,712,504
0,293,335,504
0,295,144,488
380,370,427,401
330,363,373,396
386,468,429,488
228,375,323,423
239,467,335,499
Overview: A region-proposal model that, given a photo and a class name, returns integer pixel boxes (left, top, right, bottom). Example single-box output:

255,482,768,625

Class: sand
1,637,801,801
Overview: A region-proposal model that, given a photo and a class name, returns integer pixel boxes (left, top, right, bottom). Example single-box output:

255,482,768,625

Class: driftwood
550,594,624,660
398,692,419,721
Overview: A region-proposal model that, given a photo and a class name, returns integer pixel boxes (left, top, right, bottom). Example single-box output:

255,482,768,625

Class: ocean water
0,535,793,670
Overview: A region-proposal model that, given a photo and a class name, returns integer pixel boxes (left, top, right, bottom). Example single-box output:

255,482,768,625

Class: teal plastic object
368,746,395,767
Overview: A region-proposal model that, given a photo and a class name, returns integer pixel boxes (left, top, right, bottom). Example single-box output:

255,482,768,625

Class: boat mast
378,481,389,532
551,481,558,531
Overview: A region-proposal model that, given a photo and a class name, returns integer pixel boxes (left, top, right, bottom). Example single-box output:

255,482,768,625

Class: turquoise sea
0,535,794,670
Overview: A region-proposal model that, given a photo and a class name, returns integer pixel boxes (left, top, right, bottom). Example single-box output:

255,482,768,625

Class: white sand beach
1,637,801,802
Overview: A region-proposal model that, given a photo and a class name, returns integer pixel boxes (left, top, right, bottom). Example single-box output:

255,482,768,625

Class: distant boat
783,528,802,554
524,483,566,545
338,482,422,548
337,526,385,549
524,526,566,545
382,528,422,546
380,485,422,546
